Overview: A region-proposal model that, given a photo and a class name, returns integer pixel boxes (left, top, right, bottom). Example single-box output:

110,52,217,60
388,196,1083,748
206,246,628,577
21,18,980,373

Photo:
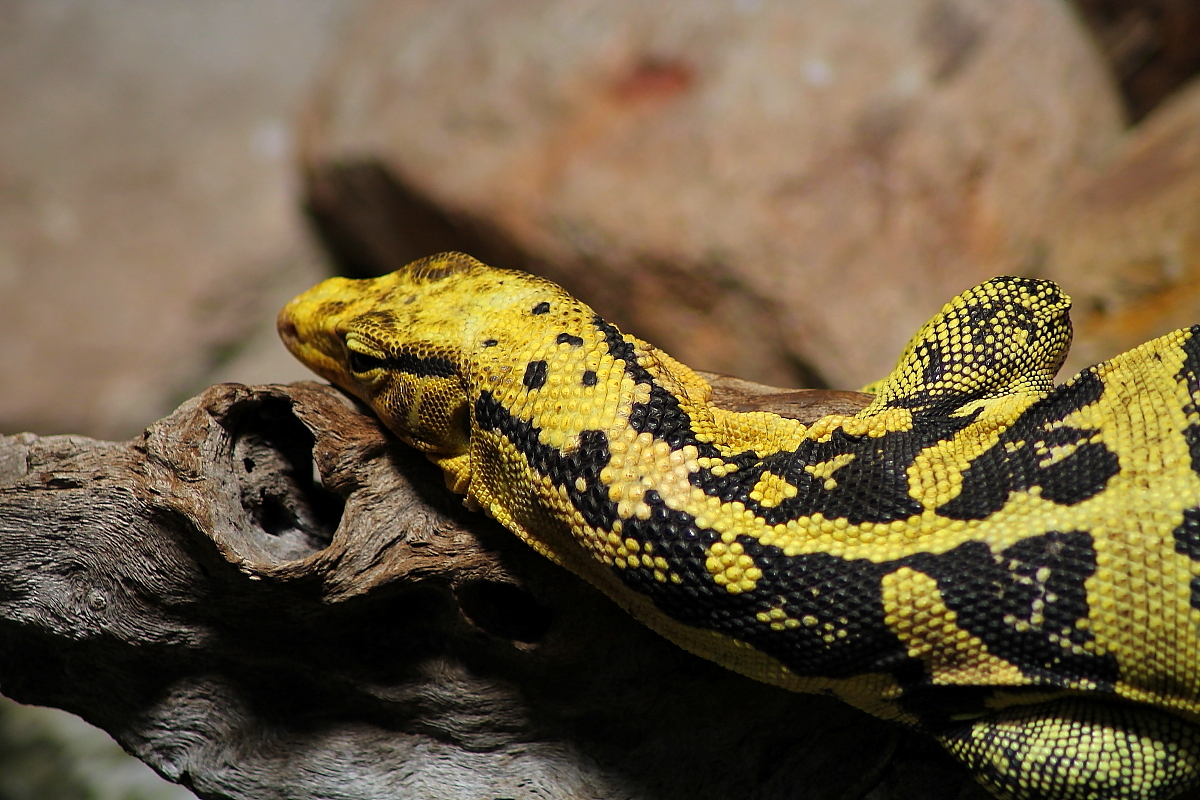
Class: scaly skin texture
279,252,1200,800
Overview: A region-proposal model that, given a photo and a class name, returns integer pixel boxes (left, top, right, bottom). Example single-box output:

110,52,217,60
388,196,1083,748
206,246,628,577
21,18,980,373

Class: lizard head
277,251,572,463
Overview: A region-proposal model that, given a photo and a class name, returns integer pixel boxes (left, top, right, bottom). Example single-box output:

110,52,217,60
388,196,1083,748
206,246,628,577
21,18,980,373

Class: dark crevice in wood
455,579,554,644
228,395,344,559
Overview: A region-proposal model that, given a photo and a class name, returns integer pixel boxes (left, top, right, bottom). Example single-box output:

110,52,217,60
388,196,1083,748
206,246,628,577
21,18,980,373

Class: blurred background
1,0,1199,796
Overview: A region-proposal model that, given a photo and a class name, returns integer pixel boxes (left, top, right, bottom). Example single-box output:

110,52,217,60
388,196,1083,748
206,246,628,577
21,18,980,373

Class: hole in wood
231,396,345,561
455,580,553,644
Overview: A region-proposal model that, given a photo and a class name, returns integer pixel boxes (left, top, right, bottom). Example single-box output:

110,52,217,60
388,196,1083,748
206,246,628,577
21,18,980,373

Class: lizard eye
347,348,387,375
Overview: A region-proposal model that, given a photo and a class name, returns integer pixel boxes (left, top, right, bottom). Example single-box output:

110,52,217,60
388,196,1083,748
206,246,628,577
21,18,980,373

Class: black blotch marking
594,316,714,453
532,302,551,315
918,341,948,390
474,391,615,529
1175,507,1200,560
582,370,598,386
482,339,498,348
906,530,1117,689
523,360,548,390
611,490,912,680
1175,327,1200,476
937,371,1118,520
557,333,584,347
607,489,904,678
592,311,978,524
691,411,980,526
594,316,654,383
613,495,1113,704
1183,424,1200,478
1173,507,1200,610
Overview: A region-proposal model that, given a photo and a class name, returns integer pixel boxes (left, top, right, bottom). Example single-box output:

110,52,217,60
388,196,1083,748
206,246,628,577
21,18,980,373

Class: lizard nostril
277,318,298,344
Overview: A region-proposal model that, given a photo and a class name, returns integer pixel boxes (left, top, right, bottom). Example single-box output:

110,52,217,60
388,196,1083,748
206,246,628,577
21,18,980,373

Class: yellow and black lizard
279,252,1200,800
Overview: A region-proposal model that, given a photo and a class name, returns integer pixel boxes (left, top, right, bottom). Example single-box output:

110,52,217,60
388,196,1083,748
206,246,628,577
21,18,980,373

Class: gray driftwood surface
0,377,988,800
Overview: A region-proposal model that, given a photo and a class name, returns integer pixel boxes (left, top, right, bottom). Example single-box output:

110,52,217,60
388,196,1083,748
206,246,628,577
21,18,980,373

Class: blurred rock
301,0,1124,389
0,0,357,440
0,2,358,796
1074,0,1200,123
1041,75,1200,377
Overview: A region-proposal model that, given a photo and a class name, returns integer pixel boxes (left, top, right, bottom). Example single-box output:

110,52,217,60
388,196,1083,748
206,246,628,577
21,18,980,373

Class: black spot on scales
936,371,1119,520
523,360,548,390
1175,327,1200,476
557,333,584,347
1174,508,1200,561
1173,507,1200,610
532,302,551,315
582,370,598,386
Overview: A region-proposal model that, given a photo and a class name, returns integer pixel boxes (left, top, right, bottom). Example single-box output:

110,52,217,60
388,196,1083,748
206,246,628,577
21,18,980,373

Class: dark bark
0,378,986,800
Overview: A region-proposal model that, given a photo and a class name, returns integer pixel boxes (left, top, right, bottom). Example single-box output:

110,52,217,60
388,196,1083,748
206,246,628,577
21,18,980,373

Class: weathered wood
0,379,986,800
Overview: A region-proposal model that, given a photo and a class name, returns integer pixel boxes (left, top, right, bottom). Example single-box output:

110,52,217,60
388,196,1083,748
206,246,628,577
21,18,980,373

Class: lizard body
279,252,1200,800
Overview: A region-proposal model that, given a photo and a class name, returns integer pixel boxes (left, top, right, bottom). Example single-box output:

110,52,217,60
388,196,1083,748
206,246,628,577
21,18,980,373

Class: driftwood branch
0,377,986,800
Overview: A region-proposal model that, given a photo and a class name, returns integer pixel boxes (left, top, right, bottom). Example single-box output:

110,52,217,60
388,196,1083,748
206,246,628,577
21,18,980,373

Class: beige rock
302,0,1123,389
1040,75,1200,377
0,1,357,440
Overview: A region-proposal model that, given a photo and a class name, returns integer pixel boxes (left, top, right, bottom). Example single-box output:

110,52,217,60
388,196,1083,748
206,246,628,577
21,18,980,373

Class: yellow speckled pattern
279,252,1200,800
